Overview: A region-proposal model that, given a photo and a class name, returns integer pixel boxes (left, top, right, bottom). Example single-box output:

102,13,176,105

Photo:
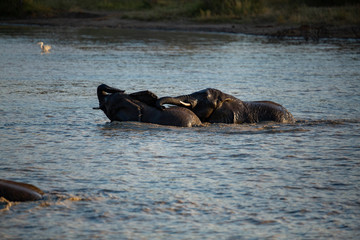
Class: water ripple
1,26,359,240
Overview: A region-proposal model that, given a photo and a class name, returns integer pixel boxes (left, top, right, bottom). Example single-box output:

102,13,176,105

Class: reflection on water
0,26,360,239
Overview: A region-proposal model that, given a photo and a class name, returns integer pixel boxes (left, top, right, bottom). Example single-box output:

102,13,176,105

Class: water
0,25,359,239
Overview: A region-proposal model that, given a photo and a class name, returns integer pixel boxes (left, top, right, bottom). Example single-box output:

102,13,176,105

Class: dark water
0,26,359,239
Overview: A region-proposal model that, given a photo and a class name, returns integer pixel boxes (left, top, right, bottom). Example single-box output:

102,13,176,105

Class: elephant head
95,84,202,127
95,84,125,113
156,88,295,124
156,88,248,123
0,179,44,202
95,84,159,122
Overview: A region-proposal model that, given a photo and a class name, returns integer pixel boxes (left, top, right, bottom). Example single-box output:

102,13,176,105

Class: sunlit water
0,25,359,239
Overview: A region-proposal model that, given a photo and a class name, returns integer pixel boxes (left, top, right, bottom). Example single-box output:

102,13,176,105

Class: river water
0,25,359,239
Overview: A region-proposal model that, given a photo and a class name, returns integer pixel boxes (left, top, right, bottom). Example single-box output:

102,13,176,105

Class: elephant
0,179,44,202
94,84,202,127
156,88,295,124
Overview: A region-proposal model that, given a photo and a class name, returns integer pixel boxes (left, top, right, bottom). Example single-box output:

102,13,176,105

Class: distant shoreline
1,12,359,40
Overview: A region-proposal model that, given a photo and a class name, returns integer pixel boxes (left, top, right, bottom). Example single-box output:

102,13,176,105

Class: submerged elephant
156,88,295,124
94,84,202,127
0,179,44,202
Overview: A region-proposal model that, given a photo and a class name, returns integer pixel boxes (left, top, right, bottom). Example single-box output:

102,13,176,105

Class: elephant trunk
96,84,124,110
156,96,195,109
97,84,124,96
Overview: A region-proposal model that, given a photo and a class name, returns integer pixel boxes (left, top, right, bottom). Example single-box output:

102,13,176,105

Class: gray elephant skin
0,179,44,202
95,84,201,127
157,88,295,124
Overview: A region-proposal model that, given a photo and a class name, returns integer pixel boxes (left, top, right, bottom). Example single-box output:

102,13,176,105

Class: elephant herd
94,84,295,127
0,84,295,203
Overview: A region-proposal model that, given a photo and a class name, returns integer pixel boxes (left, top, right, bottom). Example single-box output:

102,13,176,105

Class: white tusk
180,101,191,107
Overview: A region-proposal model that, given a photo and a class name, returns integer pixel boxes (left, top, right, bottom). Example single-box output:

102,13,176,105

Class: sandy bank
1,12,359,40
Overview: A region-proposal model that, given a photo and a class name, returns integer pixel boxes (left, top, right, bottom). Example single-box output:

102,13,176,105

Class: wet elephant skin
156,88,295,124
0,179,44,202
95,84,202,127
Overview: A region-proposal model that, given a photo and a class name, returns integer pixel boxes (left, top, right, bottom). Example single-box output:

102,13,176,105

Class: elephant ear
216,96,234,108
129,91,158,107
209,99,239,123
110,97,142,122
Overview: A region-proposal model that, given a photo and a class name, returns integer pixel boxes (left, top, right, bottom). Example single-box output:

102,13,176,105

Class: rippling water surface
1,26,359,239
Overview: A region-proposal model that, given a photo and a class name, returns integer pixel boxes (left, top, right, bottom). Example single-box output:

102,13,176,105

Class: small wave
245,217,278,225
283,186,303,190
296,118,360,125
0,197,14,212
47,191,92,201
0,192,94,211
95,118,360,137
14,192,96,211
286,209,310,215
199,123,309,135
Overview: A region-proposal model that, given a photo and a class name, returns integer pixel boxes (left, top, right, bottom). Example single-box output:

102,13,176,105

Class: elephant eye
201,92,211,99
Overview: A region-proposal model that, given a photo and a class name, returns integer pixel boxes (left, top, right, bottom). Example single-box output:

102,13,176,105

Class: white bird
37,42,51,53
